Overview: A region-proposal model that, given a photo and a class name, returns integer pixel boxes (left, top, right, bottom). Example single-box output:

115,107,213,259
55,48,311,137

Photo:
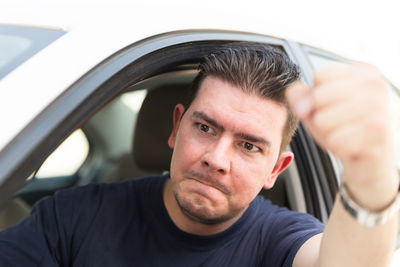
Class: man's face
167,76,293,225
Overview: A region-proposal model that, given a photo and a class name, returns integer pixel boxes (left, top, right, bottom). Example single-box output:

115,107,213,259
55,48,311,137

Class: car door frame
0,30,335,222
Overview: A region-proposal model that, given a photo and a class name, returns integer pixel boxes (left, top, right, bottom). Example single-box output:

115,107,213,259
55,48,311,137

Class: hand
286,63,398,210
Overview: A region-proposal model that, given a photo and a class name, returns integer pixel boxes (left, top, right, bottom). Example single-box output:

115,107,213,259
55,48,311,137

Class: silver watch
339,180,400,227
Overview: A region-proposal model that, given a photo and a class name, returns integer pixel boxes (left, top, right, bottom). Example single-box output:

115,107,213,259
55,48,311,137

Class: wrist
342,166,400,211
339,167,400,227
339,181,400,227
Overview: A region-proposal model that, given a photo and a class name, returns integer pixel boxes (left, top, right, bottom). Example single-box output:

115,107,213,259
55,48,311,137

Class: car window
120,89,148,113
0,33,299,212
0,25,65,80
35,129,89,178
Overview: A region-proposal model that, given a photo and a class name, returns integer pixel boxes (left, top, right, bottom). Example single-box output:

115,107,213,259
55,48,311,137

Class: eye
197,123,215,134
240,142,261,153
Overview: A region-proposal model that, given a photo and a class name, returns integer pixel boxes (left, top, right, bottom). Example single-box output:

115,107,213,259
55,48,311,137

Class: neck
162,179,245,236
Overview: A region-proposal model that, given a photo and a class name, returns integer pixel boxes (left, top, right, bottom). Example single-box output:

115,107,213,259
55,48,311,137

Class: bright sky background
2,0,399,88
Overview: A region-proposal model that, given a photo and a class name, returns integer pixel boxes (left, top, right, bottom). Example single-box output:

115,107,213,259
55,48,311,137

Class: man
0,42,398,266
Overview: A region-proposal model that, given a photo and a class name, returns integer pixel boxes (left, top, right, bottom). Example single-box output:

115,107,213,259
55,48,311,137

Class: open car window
0,35,335,231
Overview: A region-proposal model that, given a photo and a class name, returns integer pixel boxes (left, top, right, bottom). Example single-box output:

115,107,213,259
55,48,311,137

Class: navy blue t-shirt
0,175,324,266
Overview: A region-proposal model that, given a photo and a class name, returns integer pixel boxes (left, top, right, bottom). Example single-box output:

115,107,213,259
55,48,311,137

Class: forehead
187,76,287,146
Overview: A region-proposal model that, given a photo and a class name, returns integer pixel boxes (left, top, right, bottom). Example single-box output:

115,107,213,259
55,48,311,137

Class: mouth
184,171,231,195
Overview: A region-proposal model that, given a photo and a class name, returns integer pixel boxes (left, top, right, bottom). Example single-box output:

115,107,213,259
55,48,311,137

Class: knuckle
326,133,347,157
325,133,337,150
365,116,388,134
353,62,380,76
311,112,328,133
359,62,379,72
365,75,388,92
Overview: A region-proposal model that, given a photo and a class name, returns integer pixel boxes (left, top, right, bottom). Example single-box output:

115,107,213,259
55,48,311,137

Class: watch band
339,181,400,227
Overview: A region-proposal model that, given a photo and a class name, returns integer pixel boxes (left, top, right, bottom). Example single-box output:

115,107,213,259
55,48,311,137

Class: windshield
0,25,65,80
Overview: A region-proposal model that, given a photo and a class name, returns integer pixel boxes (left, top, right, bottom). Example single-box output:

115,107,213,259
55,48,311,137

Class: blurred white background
1,0,399,87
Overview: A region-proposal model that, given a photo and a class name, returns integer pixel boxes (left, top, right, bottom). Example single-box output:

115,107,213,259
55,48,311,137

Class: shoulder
251,196,323,227
53,174,166,203
250,196,324,266
32,175,167,224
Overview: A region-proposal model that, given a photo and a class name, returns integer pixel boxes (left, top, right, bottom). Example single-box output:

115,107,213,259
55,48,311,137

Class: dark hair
186,42,300,152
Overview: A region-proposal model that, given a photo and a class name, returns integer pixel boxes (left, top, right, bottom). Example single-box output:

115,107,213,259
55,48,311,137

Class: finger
313,62,377,86
310,91,387,136
312,67,389,111
312,79,360,110
324,121,387,163
286,81,313,119
300,118,327,150
312,62,350,86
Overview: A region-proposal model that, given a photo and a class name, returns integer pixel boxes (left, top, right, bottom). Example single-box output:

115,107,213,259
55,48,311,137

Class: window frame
0,30,333,221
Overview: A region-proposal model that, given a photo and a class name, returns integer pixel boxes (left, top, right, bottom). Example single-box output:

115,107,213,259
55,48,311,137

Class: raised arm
287,63,399,267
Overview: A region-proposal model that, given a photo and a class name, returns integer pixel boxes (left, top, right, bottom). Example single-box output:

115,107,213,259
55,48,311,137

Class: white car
0,7,399,265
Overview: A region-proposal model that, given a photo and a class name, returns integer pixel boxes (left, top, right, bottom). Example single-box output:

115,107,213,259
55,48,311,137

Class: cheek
230,159,270,200
171,131,203,171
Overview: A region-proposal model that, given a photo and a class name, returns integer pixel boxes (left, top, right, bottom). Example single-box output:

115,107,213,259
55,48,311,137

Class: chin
173,190,242,225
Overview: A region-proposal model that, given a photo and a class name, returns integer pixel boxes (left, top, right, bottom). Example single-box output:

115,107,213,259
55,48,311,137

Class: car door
0,30,333,229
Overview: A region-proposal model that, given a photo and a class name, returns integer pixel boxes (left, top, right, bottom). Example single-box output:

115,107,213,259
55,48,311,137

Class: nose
201,136,231,174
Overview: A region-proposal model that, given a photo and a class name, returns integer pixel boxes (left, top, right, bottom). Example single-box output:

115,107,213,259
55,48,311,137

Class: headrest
133,84,190,172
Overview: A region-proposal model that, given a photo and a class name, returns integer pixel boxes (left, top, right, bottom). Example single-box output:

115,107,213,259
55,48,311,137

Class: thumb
286,81,313,119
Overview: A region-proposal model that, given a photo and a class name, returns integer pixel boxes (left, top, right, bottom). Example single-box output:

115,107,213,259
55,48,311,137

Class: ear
168,104,185,149
263,151,294,189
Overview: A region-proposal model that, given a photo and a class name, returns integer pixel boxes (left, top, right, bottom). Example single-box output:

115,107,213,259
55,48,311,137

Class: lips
183,170,231,195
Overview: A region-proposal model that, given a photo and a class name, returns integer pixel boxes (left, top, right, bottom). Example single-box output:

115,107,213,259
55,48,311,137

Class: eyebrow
191,111,224,131
191,111,271,148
